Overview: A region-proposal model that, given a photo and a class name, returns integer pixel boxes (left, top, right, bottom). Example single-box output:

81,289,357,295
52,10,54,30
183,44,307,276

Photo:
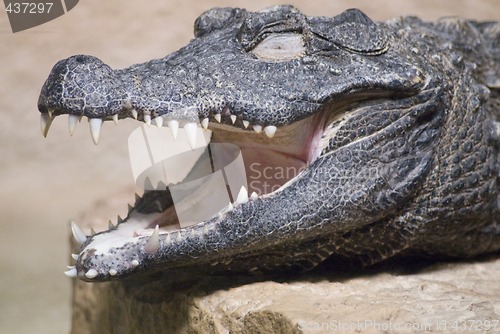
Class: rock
69,188,500,334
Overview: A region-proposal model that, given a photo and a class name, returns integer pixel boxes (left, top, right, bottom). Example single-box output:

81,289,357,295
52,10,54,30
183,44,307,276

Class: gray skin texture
38,6,499,283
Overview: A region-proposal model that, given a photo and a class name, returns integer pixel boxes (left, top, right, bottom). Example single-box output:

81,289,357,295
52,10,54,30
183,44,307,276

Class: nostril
75,55,87,63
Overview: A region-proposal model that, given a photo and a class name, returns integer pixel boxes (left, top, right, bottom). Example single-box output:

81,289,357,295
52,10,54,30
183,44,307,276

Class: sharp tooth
250,192,259,201
230,115,237,124
144,225,160,254
117,215,123,224
226,202,234,212
68,115,78,136
112,114,119,125
144,114,151,126
85,269,98,279
264,125,277,138
71,254,79,260
40,113,54,137
165,233,171,244
242,120,250,129
253,125,262,134
201,118,209,130
134,193,141,204
70,221,87,245
176,231,182,242
108,220,115,230
109,269,117,276
167,120,179,139
47,108,54,118
235,186,249,205
64,268,77,278
184,122,197,149
214,114,221,123
157,180,167,191
144,177,153,190
154,116,163,128
131,260,139,267
131,109,138,119
203,225,209,235
89,118,103,145
90,228,96,236
67,265,75,270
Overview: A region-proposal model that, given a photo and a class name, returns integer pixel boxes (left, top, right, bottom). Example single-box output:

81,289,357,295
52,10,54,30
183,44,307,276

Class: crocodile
38,6,499,283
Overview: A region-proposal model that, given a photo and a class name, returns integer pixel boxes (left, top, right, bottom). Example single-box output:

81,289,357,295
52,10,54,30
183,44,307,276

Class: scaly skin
38,6,499,282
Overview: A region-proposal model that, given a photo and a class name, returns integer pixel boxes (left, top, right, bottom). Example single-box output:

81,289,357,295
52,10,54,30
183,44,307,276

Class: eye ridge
241,19,304,52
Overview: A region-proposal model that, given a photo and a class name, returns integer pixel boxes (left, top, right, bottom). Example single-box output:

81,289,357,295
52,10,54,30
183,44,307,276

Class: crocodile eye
250,33,306,62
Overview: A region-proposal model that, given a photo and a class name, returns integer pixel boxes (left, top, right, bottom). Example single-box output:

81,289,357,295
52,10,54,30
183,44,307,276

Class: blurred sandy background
0,1,498,333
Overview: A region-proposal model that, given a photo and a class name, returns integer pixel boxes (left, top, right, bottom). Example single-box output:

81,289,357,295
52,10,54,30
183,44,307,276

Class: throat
210,115,326,196
239,146,307,195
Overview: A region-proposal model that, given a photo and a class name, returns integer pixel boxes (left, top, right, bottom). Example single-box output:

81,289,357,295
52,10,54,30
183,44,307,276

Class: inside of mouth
124,108,336,237
75,102,346,259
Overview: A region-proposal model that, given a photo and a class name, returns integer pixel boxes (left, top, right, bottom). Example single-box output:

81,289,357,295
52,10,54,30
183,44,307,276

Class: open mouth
41,85,426,280
43,102,341,279
130,112,329,231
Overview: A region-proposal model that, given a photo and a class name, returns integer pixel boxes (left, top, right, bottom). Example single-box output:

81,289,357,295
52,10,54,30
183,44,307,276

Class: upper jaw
37,56,323,142
39,101,287,147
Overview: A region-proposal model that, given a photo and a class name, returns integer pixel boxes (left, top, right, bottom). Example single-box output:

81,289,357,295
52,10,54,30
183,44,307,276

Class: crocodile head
38,6,434,282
